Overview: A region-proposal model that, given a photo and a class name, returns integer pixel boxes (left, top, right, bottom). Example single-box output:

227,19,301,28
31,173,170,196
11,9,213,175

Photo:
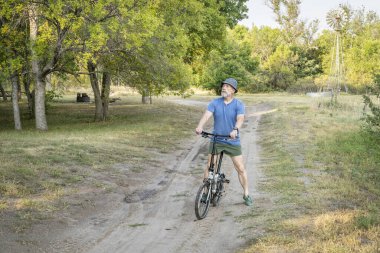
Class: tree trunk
29,4,48,130
141,88,151,104
11,72,22,130
87,60,103,121
17,80,22,100
101,71,111,121
34,75,47,130
0,82,6,101
22,67,34,118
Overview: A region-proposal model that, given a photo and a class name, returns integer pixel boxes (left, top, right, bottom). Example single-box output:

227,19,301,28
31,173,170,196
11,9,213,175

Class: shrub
286,77,319,94
362,77,380,134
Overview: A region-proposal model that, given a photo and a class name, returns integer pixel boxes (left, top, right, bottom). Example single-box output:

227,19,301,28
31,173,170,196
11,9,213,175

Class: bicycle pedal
224,179,230,183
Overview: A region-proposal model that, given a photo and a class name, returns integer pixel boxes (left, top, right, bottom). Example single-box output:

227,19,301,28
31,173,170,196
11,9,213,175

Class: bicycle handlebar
201,131,231,138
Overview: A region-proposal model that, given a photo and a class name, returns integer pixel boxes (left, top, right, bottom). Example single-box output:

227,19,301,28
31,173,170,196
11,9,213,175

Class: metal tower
326,8,348,103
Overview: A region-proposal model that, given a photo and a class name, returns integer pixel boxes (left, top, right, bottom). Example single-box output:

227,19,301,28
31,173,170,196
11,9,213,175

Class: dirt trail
3,99,274,253
80,100,270,253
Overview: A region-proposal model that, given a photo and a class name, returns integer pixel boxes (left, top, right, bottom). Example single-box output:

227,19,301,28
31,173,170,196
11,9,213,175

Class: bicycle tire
195,182,211,220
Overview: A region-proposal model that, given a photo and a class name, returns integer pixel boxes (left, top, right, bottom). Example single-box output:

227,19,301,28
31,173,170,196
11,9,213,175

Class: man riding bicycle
195,78,253,206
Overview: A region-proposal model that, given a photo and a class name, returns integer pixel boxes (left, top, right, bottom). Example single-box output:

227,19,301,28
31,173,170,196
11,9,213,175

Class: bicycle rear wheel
195,182,211,220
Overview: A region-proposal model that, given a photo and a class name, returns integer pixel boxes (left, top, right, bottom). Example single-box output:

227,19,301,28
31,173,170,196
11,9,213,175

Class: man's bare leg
231,155,249,196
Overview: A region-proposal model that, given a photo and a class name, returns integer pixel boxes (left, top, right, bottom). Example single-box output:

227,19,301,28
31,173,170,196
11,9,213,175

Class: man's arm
195,110,213,134
230,114,244,139
235,114,244,130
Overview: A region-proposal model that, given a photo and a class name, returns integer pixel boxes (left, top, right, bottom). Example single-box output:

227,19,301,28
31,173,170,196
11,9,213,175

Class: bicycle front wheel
195,182,211,220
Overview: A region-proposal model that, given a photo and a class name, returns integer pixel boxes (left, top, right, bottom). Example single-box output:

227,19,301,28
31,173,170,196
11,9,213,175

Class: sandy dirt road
79,100,266,253
2,100,271,253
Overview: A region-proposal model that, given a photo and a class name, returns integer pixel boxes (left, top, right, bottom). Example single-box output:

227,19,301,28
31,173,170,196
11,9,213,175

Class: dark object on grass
76,93,90,103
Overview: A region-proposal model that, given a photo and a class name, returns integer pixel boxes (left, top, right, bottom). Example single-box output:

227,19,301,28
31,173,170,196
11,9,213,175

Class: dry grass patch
244,210,379,253
0,97,202,221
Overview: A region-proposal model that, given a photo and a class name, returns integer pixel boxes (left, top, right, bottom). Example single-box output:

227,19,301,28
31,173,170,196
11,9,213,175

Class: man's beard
221,90,231,98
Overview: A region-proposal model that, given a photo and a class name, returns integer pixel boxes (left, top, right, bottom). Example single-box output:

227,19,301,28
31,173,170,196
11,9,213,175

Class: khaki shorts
208,142,242,157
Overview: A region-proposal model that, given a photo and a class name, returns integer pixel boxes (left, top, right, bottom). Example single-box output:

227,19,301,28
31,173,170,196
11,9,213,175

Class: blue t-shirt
207,97,245,146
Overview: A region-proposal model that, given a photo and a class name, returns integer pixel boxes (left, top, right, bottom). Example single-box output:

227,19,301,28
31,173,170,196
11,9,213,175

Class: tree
266,0,305,44
248,26,282,63
28,2,46,130
302,19,319,46
1,0,251,126
201,26,258,93
80,0,200,111
79,0,154,119
25,0,151,122
218,0,249,28
344,9,380,91
27,1,87,130
114,0,249,102
0,0,27,130
262,44,297,90
10,72,22,130
179,0,228,73
345,38,380,90
292,45,323,79
116,0,195,103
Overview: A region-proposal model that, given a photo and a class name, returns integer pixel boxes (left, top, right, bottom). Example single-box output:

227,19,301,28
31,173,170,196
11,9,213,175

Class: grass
1,92,379,251
0,95,203,224
238,94,380,253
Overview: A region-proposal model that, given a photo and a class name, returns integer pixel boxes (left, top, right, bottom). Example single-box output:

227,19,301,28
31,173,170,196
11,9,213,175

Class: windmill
326,7,348,103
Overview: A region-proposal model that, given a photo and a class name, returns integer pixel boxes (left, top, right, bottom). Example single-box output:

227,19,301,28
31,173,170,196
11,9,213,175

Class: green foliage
2,0,379,99
262,44,297,90
45,90,63,103
118,0,250,96
114,0,197,96
201,26,258,93
314,30,335,74
80,0,249,98
316,6,380,91
249,26,282,62
199,19,325,93
345,37,380,88
292,46,323,79
362,80,380,134
0,0,28,77
217,0,249,28
180,0,228,75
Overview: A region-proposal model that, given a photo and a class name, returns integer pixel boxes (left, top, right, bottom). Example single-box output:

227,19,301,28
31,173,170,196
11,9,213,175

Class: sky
239,0,380,32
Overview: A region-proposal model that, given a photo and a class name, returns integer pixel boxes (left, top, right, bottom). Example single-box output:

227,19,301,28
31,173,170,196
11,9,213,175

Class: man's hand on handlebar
229,129,238,139
195,127,203,135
